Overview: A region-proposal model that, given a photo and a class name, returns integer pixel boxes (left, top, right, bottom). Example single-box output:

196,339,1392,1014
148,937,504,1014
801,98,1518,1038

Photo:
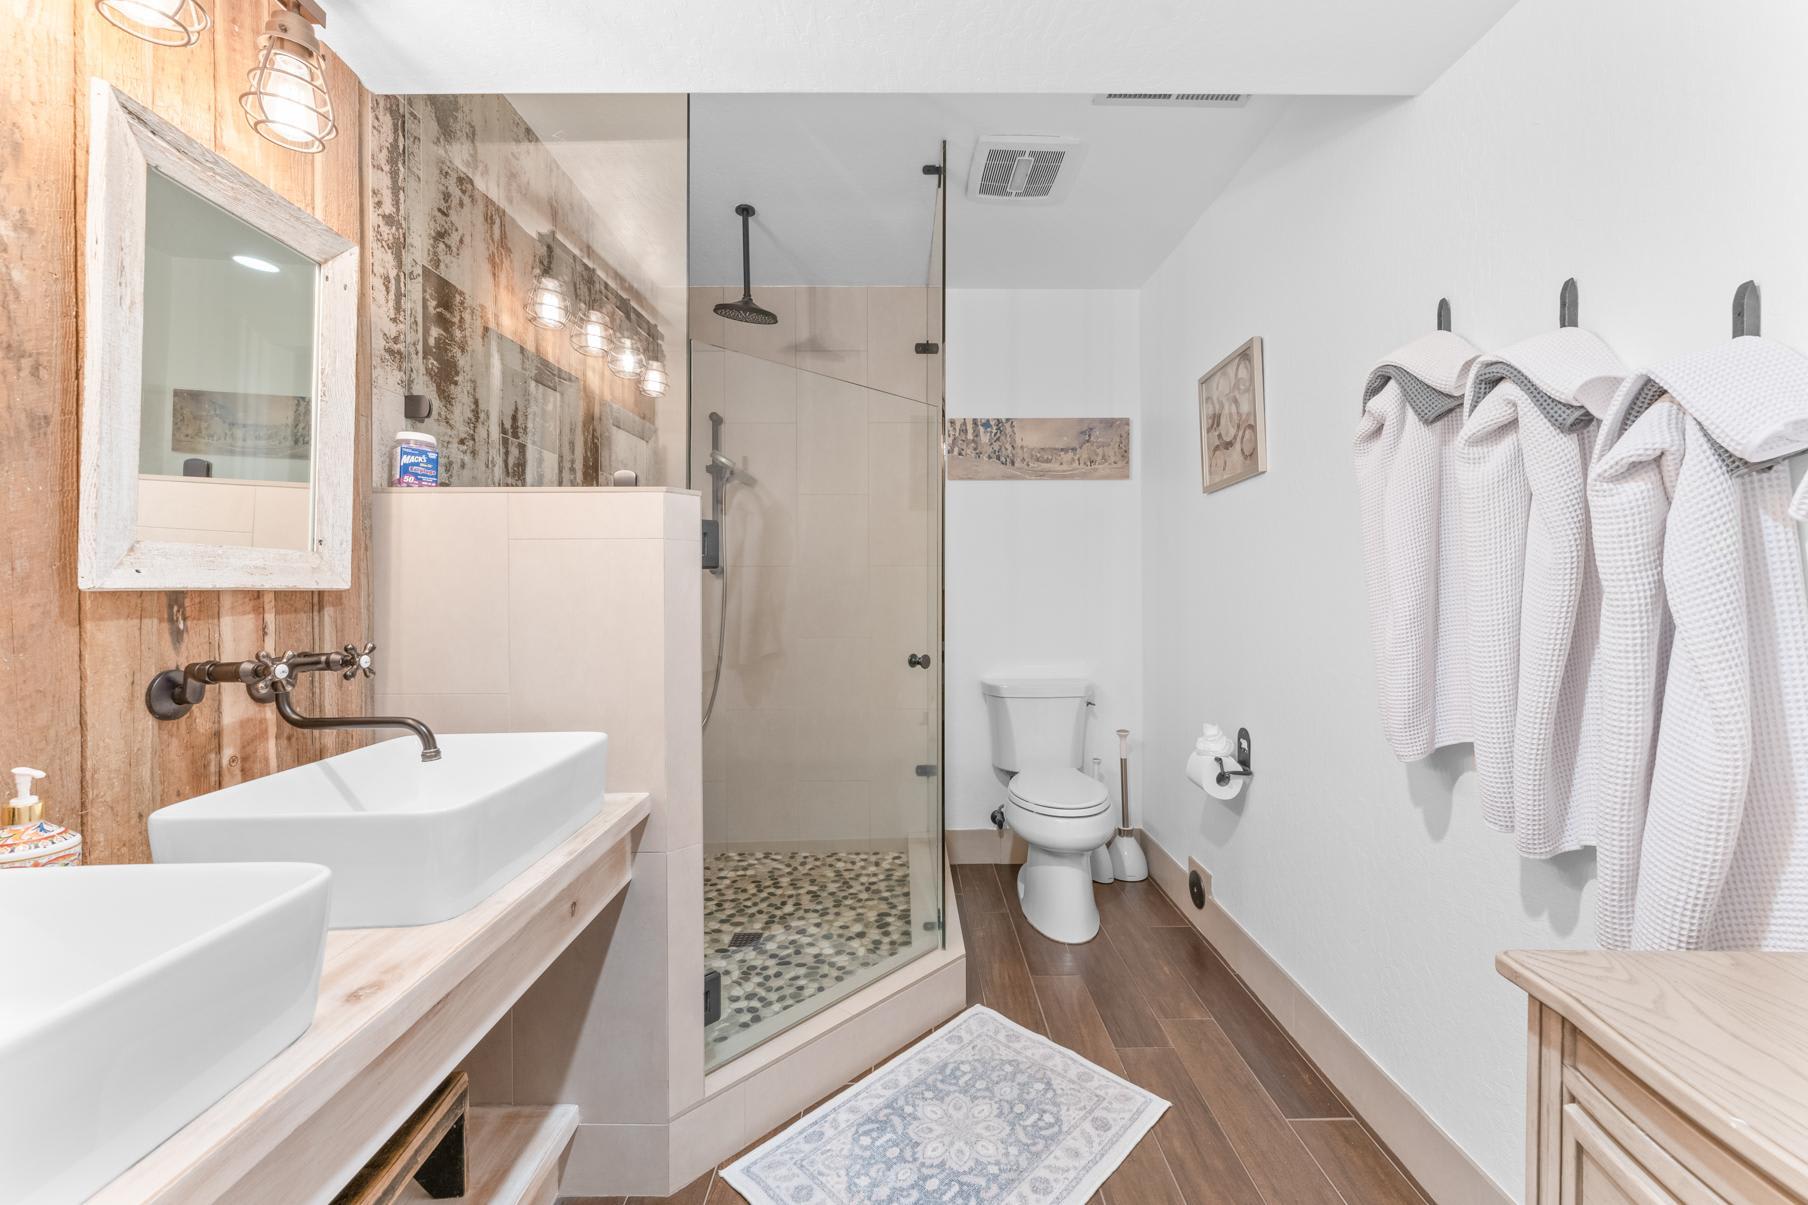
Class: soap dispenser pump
0,767,83,868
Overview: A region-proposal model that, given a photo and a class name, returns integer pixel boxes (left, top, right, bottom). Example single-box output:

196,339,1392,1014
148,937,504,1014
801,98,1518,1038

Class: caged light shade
607,330,644,380
526,276,570,331
638,359,669,399
95,0,210,46
239,4,337,154
571,309,611,357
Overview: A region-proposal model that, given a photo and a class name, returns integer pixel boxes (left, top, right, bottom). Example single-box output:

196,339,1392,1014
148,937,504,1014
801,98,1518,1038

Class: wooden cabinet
1502,950,1808,1205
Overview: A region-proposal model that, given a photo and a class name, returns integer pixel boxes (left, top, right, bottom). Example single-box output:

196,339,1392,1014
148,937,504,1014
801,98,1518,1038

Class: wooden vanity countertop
90,791,651,1204
1498,948,1808,1198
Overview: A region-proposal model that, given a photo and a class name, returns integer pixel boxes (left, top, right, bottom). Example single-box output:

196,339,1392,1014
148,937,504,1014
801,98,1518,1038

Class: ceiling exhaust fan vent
1093,92,1251,108
967,136,1085,204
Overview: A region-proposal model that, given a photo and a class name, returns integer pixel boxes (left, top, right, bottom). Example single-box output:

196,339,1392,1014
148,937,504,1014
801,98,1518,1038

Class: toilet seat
1007,767,1110,818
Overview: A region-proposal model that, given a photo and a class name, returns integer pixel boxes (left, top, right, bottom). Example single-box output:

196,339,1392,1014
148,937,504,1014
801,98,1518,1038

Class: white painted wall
945,289,1143,834
1135,0,1808,1195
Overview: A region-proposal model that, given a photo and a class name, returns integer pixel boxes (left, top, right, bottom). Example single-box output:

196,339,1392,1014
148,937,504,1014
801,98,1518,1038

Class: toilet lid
1008,767,1110,815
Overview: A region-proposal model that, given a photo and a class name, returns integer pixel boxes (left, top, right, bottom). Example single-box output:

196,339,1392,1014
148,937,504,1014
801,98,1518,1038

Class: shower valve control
700,519,721,571
907,652,932,669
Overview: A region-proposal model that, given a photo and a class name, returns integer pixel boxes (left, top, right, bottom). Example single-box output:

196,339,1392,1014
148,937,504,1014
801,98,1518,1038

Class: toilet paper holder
1214,728,1253,786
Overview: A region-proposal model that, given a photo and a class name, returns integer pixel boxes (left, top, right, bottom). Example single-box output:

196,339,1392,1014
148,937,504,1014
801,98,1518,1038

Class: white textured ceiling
323,0,1517,96
690,93,1292,289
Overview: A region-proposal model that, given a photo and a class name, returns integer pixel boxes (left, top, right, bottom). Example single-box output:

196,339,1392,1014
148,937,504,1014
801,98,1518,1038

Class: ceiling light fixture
239,1,337,154
526,276,570,331
94,0,210,47
571,309,611,357
231,254,280,273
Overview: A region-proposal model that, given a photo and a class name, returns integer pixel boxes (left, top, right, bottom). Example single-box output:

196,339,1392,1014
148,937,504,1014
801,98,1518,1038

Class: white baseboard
1142,838,1511,1205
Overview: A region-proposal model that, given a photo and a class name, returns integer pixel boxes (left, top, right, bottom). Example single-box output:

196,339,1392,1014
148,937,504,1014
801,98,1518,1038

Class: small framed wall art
1198,336,1266,493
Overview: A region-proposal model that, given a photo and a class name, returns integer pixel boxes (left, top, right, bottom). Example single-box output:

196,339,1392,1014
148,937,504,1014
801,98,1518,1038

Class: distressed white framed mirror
79,79,357,591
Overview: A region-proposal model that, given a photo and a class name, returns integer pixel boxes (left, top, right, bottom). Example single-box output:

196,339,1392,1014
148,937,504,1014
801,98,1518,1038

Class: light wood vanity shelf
1499,949,1808,1204
90,792,650,1205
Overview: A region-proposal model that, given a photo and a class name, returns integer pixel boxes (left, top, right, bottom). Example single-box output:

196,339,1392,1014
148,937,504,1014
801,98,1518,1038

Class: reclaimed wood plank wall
0,0,374,864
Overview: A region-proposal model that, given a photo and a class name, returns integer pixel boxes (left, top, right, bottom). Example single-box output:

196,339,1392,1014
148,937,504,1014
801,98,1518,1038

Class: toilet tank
982,677,1094,773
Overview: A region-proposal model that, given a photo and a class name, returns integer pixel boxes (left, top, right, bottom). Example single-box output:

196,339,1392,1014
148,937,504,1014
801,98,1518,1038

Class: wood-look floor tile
1033,975,1126,1073
1097,889,1212,1022
1162,1019,1345,1205
703,1173,748,1205
1292,1119,1428,1205
1152,926,1345,1118
997,866,1168,1048
1116,876,1190,927
1119,1047,1264,1205
621,1167,713,1205
953,862,1007,911
965,901,1048,1035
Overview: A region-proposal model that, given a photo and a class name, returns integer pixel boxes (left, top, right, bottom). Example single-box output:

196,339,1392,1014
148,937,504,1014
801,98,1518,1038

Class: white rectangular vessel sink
0,862,330,1205
149,731,609,928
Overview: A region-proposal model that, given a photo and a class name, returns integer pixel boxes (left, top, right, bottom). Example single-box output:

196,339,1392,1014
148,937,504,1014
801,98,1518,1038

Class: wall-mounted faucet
146,642,442,762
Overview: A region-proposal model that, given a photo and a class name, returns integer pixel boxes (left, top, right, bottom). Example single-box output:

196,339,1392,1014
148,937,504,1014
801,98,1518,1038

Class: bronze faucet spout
272,691,441,762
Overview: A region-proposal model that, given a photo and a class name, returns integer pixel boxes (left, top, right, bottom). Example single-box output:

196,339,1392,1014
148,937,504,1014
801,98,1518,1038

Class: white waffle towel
1456,329,1626,857
1355,331,1482,761
1589,336,1808,949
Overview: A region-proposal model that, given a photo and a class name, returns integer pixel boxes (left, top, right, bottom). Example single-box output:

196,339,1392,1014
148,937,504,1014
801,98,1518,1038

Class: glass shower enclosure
691,136,946,1070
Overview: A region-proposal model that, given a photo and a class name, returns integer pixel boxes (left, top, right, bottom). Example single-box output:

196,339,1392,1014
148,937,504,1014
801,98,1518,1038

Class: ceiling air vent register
967,135,1086,204
1093,93,1251,108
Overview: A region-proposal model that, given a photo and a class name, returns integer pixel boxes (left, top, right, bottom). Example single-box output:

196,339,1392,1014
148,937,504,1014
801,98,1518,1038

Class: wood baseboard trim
1142,837,1511,1205
946,827,1028,864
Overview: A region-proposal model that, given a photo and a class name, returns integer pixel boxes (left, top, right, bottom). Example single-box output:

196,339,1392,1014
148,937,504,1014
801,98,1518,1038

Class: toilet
982,677,1115,943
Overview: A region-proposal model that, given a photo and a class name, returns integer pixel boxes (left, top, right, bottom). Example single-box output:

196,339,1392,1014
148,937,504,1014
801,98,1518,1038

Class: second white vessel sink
0,862,330,1205
149,731,609,928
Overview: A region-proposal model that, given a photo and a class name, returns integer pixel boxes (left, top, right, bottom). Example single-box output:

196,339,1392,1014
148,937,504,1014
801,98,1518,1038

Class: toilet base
1019,844,1101,944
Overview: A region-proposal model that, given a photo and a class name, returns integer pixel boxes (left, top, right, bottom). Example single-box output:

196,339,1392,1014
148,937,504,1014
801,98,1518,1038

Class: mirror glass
137,167,317,553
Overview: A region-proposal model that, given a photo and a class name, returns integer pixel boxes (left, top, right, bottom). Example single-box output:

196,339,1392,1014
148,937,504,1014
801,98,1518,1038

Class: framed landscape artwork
1198,336,1266,493
945,416,1131,481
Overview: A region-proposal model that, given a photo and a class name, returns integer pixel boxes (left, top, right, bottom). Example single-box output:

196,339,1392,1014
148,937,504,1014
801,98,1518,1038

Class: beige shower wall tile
790,563,870,639
798,494,868,567
689,286,725,349
373,691,511,735
867,286,928,402
870,420,935,513
371,492,510,695
798,349,866,387
722,421,797,566
720,350,797,423
796,286,869,352
798,373,870,495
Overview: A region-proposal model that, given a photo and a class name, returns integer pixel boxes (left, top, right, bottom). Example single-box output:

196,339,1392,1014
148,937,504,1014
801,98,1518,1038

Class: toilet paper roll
1187,750,1248,801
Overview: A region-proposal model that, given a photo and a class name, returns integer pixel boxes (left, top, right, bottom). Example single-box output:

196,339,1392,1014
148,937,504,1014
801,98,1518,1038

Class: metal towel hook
1558,278,1579,328
1733,280,1761,338
1436,297,1451,332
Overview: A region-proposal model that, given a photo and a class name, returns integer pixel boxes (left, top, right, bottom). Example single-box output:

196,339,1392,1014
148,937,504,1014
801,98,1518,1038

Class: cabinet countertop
1498,947,1808,1198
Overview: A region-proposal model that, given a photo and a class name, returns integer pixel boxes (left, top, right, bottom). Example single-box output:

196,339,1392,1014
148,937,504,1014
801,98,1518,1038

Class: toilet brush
1089,757,1115,884
1109,728,1148,881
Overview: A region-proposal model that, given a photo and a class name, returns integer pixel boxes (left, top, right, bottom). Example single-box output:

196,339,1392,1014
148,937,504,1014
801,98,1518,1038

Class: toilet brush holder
1109,728,1148,881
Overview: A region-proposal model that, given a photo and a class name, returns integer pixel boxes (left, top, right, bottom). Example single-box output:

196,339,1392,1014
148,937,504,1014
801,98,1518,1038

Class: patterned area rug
723,1006,1168,1205
705,851,914,1059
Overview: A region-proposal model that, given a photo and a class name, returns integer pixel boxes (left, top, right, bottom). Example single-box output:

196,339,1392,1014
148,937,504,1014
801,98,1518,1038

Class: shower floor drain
727,931,765,949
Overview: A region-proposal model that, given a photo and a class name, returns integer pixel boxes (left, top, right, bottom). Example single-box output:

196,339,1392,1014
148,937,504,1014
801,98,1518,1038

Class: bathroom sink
0,862,330,1205
149,731,609,928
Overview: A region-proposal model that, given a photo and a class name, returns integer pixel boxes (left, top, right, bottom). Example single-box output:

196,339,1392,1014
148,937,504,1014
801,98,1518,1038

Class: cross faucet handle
341,642,376,680
254,650,300,694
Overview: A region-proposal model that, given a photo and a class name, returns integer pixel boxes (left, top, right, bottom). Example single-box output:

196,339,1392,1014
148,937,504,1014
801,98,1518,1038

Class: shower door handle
907,653,932,669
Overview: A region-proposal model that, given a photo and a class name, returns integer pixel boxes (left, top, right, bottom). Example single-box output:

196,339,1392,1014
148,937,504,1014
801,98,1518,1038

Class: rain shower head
714,203,779,326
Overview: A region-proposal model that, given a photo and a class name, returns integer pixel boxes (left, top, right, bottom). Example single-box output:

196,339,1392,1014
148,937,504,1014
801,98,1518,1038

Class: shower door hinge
924,909,943,932
922,164,943,176
914,342,939,355
914,764,938,777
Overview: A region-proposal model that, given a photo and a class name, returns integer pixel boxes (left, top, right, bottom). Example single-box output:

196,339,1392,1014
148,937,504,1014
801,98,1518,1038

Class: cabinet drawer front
1572,1036,1797,1205
1562,1101,1681,1205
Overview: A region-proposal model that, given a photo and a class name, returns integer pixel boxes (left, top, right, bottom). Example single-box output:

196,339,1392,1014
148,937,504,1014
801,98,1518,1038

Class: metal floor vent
967,135,1085,204
727,931,765,949
1093,92,1251,108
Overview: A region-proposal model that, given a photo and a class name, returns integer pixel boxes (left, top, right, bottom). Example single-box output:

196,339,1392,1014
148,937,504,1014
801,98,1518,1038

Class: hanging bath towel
1456,329,1626,857
1589,336,1808,949
1355,331,1482,762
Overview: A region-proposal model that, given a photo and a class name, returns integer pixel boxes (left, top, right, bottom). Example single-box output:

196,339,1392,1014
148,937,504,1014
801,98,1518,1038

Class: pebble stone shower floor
704,850,915,1061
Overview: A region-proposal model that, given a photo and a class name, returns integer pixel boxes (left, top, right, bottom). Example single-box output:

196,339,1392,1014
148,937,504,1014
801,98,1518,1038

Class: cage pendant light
95,0,211,47
526,276,570,330
571,309,611,357
638,354,668,398
240,2,337,154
